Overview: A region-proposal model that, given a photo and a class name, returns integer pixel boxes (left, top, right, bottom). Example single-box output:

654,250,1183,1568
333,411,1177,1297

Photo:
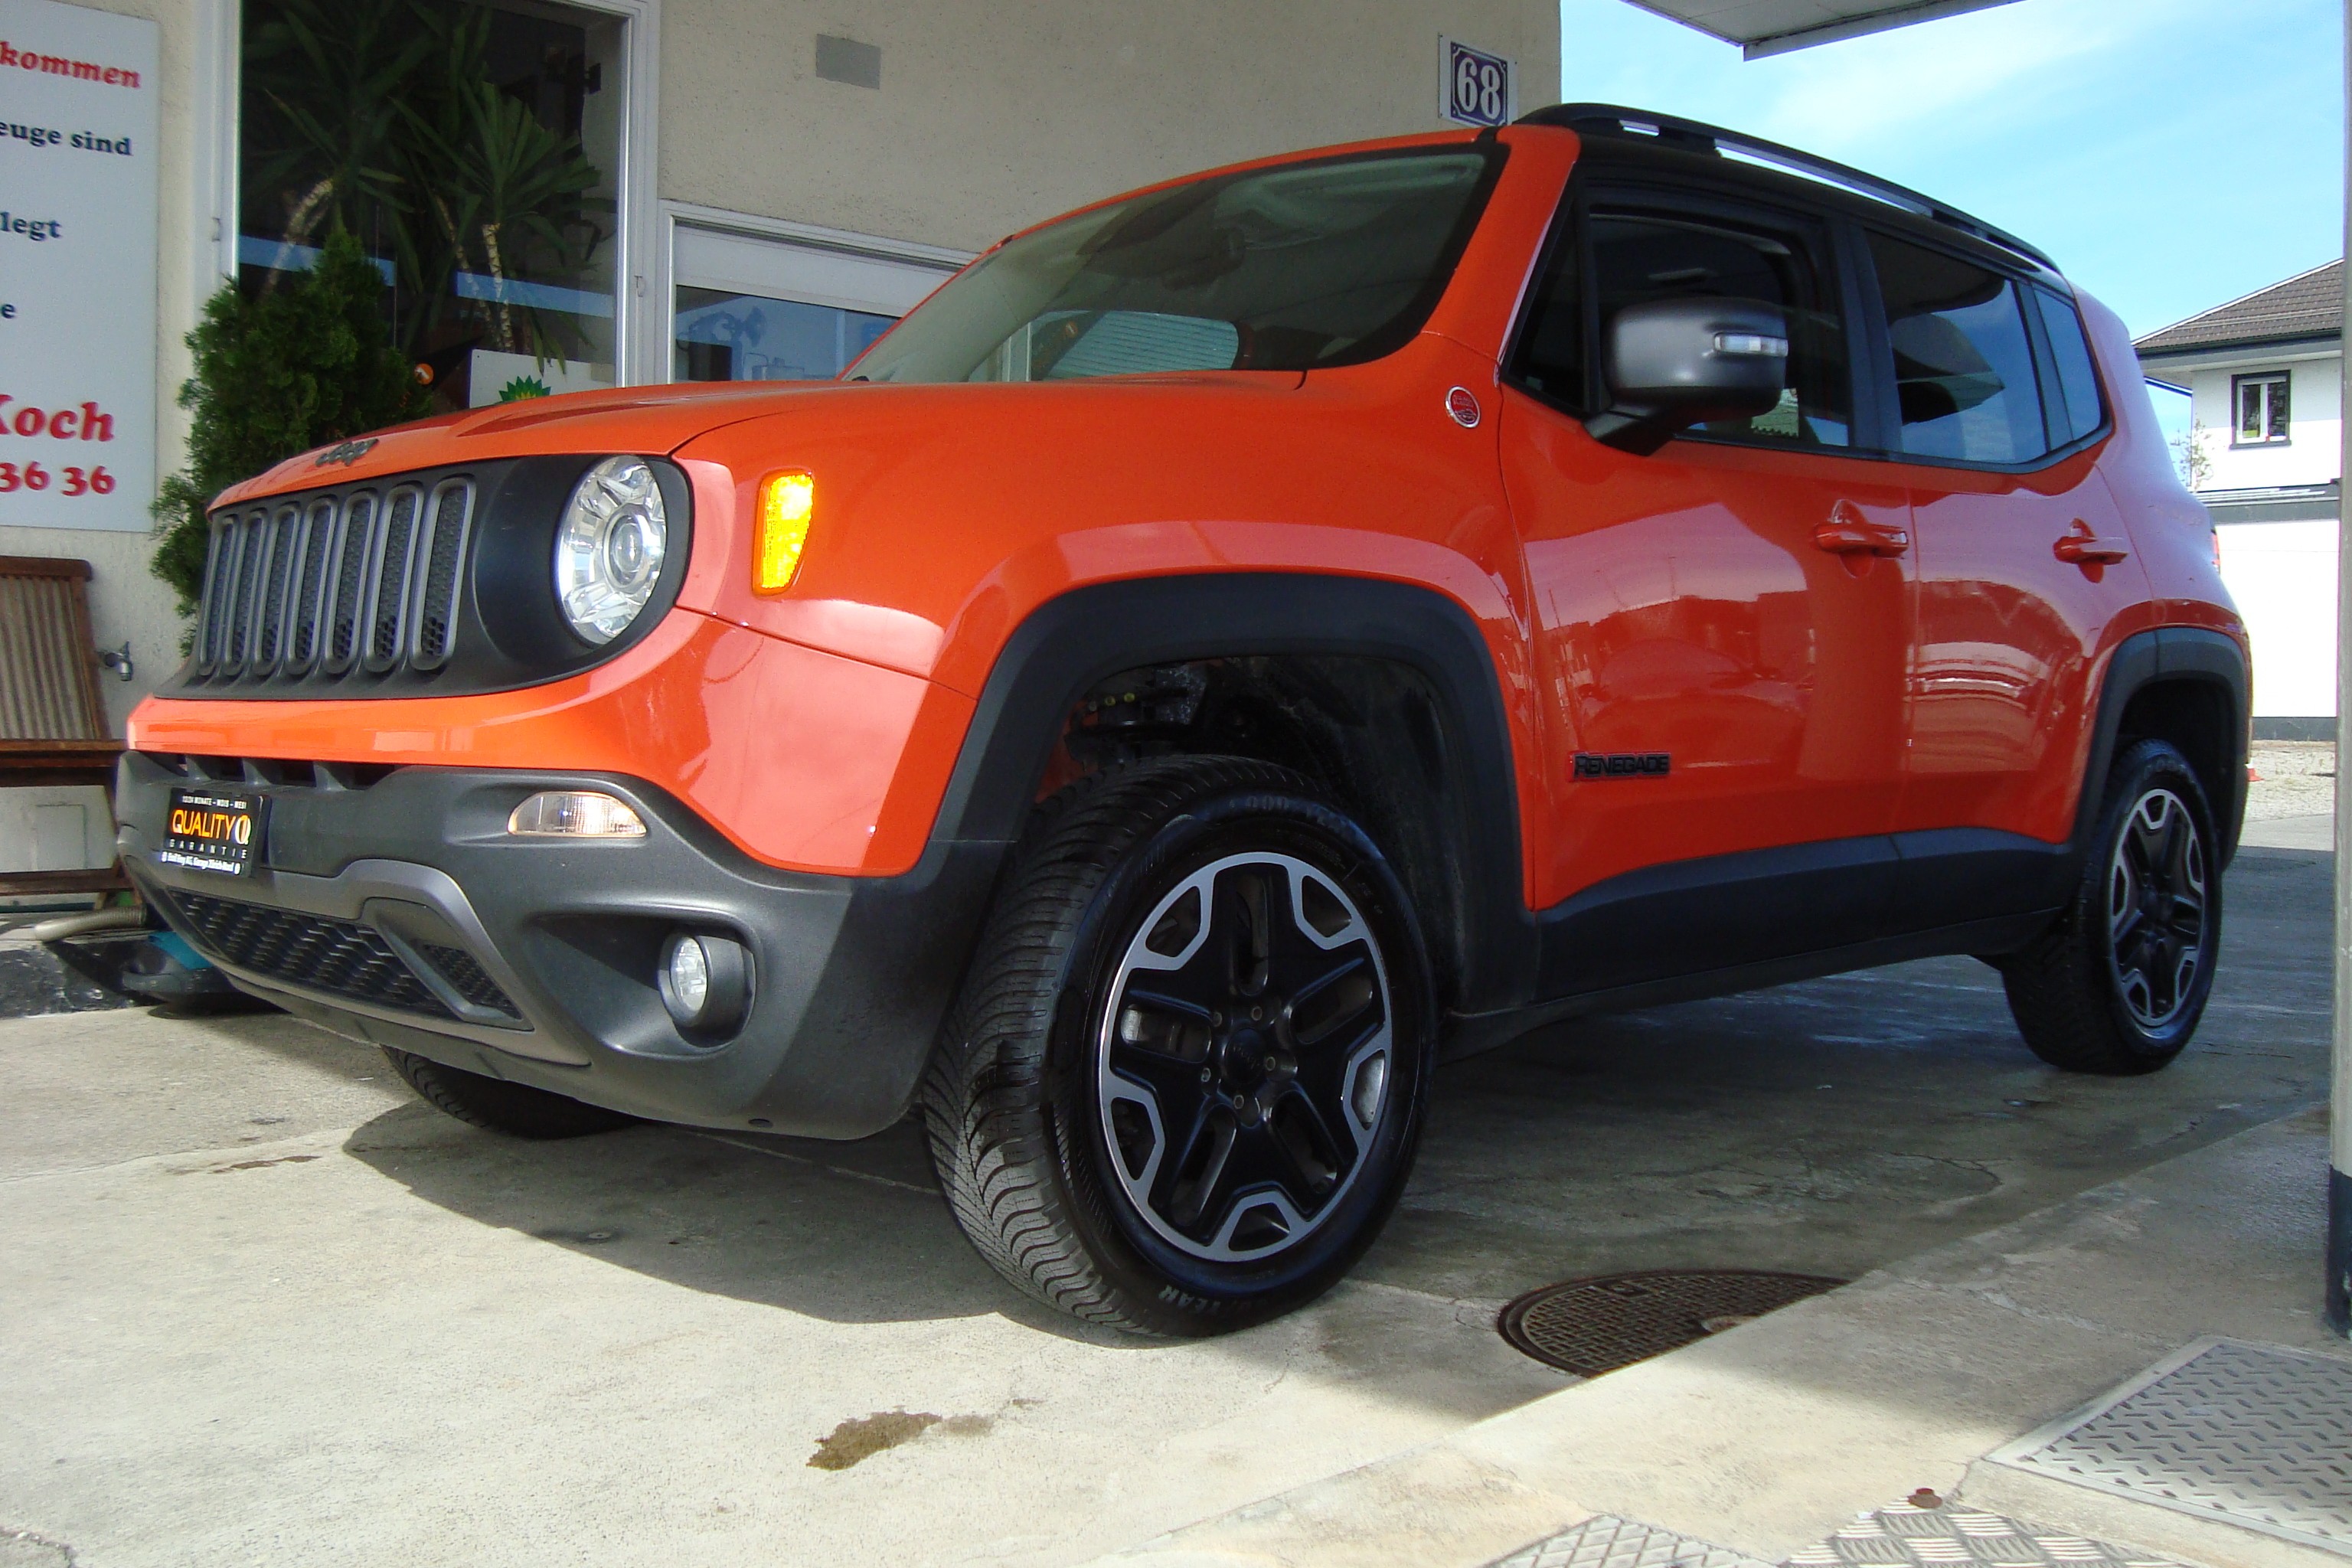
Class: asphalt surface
0,844,2331,1567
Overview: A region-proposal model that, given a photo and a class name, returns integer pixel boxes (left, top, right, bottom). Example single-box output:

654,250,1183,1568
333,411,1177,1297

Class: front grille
193,475,474,690
413,941,521,1019
167,890,452,1020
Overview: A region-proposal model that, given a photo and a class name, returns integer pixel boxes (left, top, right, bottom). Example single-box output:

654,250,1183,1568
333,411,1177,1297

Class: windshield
849,145,1503,384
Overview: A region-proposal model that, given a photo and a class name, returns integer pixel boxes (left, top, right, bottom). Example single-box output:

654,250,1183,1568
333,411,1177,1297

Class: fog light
507,791,647,838
659,931,750,1034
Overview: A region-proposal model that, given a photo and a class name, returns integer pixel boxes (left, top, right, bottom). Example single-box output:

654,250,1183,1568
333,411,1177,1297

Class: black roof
2135,262,2343,356
1517,103,2055,272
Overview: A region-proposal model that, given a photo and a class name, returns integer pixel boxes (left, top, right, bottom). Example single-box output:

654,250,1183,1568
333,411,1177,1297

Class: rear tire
383,1048,635,1138
921,756,1435,1336
2001,739,2220,1075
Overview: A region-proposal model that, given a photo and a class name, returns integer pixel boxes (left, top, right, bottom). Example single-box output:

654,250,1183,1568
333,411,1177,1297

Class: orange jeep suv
122,107,2244,1334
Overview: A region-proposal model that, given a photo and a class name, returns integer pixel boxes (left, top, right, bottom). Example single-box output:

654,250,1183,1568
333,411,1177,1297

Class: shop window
2234,373,2291,446
668,218,958,383
675,288,892,382
238,0,624,410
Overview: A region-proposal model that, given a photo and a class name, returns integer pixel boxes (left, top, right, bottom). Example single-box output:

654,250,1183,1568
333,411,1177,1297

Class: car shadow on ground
340,1099,1125,1338
340,849,2334,1344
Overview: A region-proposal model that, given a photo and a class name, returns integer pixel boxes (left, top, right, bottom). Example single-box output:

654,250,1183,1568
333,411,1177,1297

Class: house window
2233,372,2291,446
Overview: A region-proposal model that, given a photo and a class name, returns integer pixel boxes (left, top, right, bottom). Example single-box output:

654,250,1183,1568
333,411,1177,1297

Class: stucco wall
2190,356,2344,492
656,2,1561,252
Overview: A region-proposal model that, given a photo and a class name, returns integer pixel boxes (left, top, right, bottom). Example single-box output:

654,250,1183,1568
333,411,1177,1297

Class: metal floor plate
1987,1337,2352,1556
1487,1501,2184,1568
1785,1500,2186,1568
1485,1513,1772,1568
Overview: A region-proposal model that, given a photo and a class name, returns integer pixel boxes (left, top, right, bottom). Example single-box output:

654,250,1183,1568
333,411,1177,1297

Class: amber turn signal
754,470,815,592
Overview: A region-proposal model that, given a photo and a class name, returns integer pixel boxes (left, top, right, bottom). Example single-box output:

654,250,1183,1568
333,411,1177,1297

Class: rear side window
1865,230,2048,466
2032,286,2107,445
1514,204,1854,449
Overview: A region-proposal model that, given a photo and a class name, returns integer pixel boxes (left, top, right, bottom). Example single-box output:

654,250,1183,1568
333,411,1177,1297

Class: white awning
1623,0,2022,58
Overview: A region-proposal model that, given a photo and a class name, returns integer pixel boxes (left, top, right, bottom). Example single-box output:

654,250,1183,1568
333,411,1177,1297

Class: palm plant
242,0,612,365
241,0,429,259
397,11,608,359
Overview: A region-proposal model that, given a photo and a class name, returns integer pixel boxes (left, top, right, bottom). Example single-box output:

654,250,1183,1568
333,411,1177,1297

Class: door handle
2053,521,2129,567
1813,503,1909,557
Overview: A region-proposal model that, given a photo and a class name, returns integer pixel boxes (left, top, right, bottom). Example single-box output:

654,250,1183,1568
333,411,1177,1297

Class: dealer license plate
158,788,269,877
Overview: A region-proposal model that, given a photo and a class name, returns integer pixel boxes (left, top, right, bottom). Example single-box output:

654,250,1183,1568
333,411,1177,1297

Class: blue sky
1557,0,2342,343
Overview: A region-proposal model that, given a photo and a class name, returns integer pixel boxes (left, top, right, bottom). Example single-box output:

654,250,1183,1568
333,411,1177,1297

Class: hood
211,380,834,507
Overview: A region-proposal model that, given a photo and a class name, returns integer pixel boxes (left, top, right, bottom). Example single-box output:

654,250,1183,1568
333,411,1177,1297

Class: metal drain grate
1987,1337,2352,1554
1497,1269,1846,1377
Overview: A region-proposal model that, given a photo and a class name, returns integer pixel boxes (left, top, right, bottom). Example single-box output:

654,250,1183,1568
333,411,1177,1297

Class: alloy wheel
2106,787,2207,1031
1095,851,1393,1263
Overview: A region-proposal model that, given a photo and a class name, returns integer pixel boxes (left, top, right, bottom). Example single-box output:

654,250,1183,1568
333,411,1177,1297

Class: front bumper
116,752,1001,1137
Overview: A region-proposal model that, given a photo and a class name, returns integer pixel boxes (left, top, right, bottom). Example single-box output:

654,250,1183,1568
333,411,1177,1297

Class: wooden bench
0,556,127,894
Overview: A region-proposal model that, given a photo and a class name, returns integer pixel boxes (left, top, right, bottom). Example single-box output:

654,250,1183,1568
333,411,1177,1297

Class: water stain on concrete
203,1155,319,1174
808,1410,941,1470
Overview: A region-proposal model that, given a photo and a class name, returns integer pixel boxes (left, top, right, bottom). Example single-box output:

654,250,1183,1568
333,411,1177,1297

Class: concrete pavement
0,845,2333,1566
1091,1107,2343,1568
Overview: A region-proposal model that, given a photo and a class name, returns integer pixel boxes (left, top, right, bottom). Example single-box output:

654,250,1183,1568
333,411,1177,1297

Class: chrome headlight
555,456,668,645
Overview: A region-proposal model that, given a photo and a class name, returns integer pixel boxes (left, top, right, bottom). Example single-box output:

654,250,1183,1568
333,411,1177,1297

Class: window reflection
671,286,894,381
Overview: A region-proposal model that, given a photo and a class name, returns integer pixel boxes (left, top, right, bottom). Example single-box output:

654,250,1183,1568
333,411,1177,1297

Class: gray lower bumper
116,751,1002,1138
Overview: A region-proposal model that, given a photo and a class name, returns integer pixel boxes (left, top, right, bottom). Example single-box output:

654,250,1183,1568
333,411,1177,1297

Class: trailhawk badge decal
1573,752,1670,779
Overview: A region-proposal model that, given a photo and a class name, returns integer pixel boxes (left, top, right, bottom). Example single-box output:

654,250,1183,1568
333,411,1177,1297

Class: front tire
922,757,1434,1336
2001,739,2220,1075
383,1048,635,1138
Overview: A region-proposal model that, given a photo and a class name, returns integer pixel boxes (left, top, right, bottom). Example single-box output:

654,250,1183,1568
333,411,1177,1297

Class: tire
383,1047,635,1138
2001,739,2220,1075
921,756,1436,1336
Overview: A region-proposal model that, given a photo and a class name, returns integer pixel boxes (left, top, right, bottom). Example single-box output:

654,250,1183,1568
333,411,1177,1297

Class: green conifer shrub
151,229,428,616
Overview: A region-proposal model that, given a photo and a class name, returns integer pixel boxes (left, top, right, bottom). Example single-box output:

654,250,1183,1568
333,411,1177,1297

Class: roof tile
2135,260,2342,354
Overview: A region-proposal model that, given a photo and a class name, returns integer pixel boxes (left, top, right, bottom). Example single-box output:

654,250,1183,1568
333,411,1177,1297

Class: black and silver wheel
2001,739,2220,1074
922,756,1433,1335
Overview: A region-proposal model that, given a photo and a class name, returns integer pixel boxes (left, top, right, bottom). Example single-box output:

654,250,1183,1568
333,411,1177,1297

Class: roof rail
1517,103,2056,273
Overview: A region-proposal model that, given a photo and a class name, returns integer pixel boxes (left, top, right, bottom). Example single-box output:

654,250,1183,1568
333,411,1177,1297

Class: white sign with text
0,0,158,531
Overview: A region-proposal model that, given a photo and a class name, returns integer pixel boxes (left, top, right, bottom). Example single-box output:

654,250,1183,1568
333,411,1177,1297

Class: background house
2136,260,2343,737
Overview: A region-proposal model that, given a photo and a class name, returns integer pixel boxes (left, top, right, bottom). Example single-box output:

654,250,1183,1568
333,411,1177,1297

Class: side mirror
1586,298,1791,456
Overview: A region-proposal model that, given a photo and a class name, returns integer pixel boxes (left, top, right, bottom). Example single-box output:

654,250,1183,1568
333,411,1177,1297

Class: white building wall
2177,347,2344,723
2190,355,2342,491
2219,518,2338,719
658,2,1561,256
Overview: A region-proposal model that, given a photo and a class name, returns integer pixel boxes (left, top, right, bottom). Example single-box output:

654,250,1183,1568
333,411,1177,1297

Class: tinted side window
1592,212,1851,447
1866,231,2048,465
1508,202,1852,449
2032,286,2106,445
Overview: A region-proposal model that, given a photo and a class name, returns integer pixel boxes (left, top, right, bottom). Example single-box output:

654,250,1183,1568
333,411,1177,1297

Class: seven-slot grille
194,476,475,686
